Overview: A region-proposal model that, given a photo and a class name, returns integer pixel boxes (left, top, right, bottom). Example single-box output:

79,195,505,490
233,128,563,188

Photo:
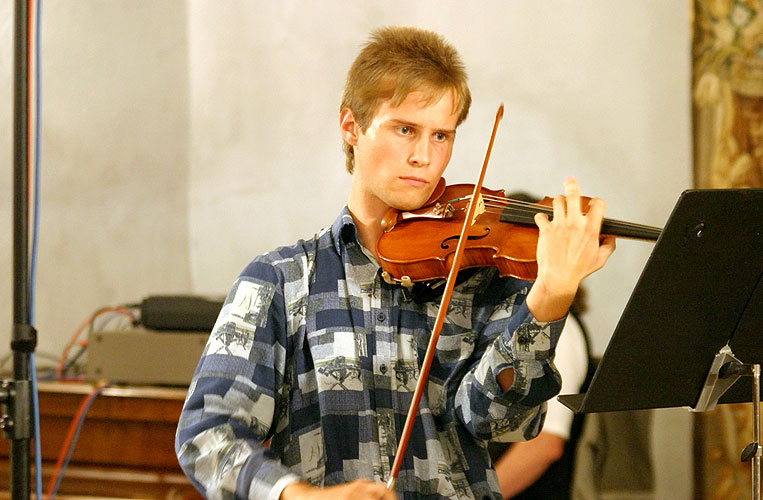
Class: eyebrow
388,119,457,136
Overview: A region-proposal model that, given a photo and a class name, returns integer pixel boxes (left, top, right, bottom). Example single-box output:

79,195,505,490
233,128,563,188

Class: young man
175,26,615,500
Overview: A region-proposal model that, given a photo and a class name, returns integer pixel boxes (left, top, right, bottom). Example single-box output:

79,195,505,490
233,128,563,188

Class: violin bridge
470,193,485,225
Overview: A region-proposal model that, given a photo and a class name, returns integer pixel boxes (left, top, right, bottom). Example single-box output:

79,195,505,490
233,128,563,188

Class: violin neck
499,204,661,241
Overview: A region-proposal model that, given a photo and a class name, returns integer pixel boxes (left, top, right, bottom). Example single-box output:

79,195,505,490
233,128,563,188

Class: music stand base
692,347,761,499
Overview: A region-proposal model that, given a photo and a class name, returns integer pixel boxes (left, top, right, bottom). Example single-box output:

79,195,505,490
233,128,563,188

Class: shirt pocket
309,329,366,393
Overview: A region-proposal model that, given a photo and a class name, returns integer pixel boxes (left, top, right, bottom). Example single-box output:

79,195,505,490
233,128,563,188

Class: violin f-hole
441,227,491,249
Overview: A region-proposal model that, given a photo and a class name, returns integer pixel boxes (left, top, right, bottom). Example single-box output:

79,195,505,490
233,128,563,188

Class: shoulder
553,315,589,389
214,227,332,334
238,226,332,287
556,316,588,363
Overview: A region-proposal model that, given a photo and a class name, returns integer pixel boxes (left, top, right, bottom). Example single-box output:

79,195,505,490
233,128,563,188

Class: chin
384,186,436,211
391,197,429,211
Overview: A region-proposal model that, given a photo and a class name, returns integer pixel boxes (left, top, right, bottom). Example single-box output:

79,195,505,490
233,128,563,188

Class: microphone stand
1,1,37,499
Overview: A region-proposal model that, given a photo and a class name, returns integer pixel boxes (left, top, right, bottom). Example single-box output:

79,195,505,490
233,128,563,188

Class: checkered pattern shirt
176,207,564,500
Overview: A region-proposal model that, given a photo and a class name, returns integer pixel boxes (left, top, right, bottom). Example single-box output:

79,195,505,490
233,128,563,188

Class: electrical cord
56,306,136,379
60,343,87,377
45,384,106,500
29,0,43,498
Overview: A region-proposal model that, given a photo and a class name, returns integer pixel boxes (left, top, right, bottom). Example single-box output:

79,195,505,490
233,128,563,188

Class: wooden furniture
0,381,203,500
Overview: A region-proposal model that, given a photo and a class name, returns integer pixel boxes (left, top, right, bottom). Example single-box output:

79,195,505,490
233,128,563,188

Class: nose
409,136,431,167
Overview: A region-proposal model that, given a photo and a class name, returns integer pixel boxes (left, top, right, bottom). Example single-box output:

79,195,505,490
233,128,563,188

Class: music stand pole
712,358,761,500
751,364,760,500
693,349,761,499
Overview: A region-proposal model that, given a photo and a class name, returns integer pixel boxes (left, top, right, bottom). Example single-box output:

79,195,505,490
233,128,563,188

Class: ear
339,108,360,146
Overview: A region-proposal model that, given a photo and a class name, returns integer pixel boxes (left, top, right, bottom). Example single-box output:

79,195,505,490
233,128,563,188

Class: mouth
400,176,428,187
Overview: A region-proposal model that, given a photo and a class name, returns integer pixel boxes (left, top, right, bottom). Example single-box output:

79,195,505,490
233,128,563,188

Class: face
342,89,459,219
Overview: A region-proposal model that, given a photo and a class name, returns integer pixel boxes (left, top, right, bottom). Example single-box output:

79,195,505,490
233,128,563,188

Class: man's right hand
280,480,397,500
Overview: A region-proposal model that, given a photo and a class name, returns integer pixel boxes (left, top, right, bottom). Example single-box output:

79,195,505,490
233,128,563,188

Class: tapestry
692,1,762,499
693,0,763,188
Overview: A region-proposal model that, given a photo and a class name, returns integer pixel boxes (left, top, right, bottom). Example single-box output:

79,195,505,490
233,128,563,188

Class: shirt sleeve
453,276,565,442
175,261,303,500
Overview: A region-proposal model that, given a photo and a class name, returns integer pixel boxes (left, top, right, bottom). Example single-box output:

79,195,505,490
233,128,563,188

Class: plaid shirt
176,207,564,500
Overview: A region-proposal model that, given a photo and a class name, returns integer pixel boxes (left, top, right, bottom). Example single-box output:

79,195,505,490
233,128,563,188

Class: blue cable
30,1,44,499
30,3,41,311
30,358,41,500
49,387,106,500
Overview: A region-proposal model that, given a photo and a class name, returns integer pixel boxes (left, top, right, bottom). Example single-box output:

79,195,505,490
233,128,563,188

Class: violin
377,178,662,286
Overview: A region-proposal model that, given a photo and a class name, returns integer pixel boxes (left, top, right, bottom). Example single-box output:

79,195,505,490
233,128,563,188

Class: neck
351,211,383,255
347,184,388,256
346,203,386,256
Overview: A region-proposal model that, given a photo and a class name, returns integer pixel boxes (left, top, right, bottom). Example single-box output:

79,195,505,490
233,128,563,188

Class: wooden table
0,380,203,500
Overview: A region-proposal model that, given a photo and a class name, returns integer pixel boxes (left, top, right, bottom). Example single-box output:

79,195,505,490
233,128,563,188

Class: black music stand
558,188,763,497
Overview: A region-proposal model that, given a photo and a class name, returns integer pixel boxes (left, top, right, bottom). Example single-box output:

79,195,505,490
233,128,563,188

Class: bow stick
387,104,505,490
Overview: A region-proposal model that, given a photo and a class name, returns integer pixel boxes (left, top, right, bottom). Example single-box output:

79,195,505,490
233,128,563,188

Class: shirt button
377,312,386,322
380,364,388,374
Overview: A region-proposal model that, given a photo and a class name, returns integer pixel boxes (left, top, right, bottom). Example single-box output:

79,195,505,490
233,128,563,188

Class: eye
399,126,412,135
434,132,453,143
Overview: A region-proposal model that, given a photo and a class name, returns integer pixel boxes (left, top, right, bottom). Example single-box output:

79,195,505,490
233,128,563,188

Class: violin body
376,183,661,285
377,184,545,283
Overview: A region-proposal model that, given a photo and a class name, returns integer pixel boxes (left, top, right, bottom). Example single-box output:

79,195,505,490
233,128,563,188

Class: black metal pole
13,0,29,328
7,0,34,498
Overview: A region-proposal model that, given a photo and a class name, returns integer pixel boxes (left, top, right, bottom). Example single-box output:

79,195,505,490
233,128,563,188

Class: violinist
175,25,616,500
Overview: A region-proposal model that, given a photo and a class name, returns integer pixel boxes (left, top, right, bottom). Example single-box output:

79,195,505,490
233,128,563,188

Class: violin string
449,194,552,211
449,197,660,232
498,205,661,231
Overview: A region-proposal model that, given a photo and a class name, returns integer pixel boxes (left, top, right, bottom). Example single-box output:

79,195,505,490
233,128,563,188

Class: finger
376,484,396,500
534,211,550,230
597,235,617,268
551,194,566,223
585,197,607,225
564,177,582,219
383,489,398,500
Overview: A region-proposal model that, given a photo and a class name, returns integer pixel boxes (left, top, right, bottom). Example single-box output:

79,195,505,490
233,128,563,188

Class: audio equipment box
87,328,208,386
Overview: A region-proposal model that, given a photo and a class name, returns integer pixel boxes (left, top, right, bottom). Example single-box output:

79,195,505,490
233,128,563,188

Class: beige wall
0,0,192,362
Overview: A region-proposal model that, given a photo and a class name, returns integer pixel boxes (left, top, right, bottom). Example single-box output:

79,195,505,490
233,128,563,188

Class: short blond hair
340,26,471,173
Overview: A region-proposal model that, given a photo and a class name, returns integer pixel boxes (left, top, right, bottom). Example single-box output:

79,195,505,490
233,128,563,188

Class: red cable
56,307,135,378
44,384,103,500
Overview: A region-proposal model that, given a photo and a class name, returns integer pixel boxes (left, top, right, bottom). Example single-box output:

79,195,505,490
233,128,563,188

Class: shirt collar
331,206,361,254
330,206,383,270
